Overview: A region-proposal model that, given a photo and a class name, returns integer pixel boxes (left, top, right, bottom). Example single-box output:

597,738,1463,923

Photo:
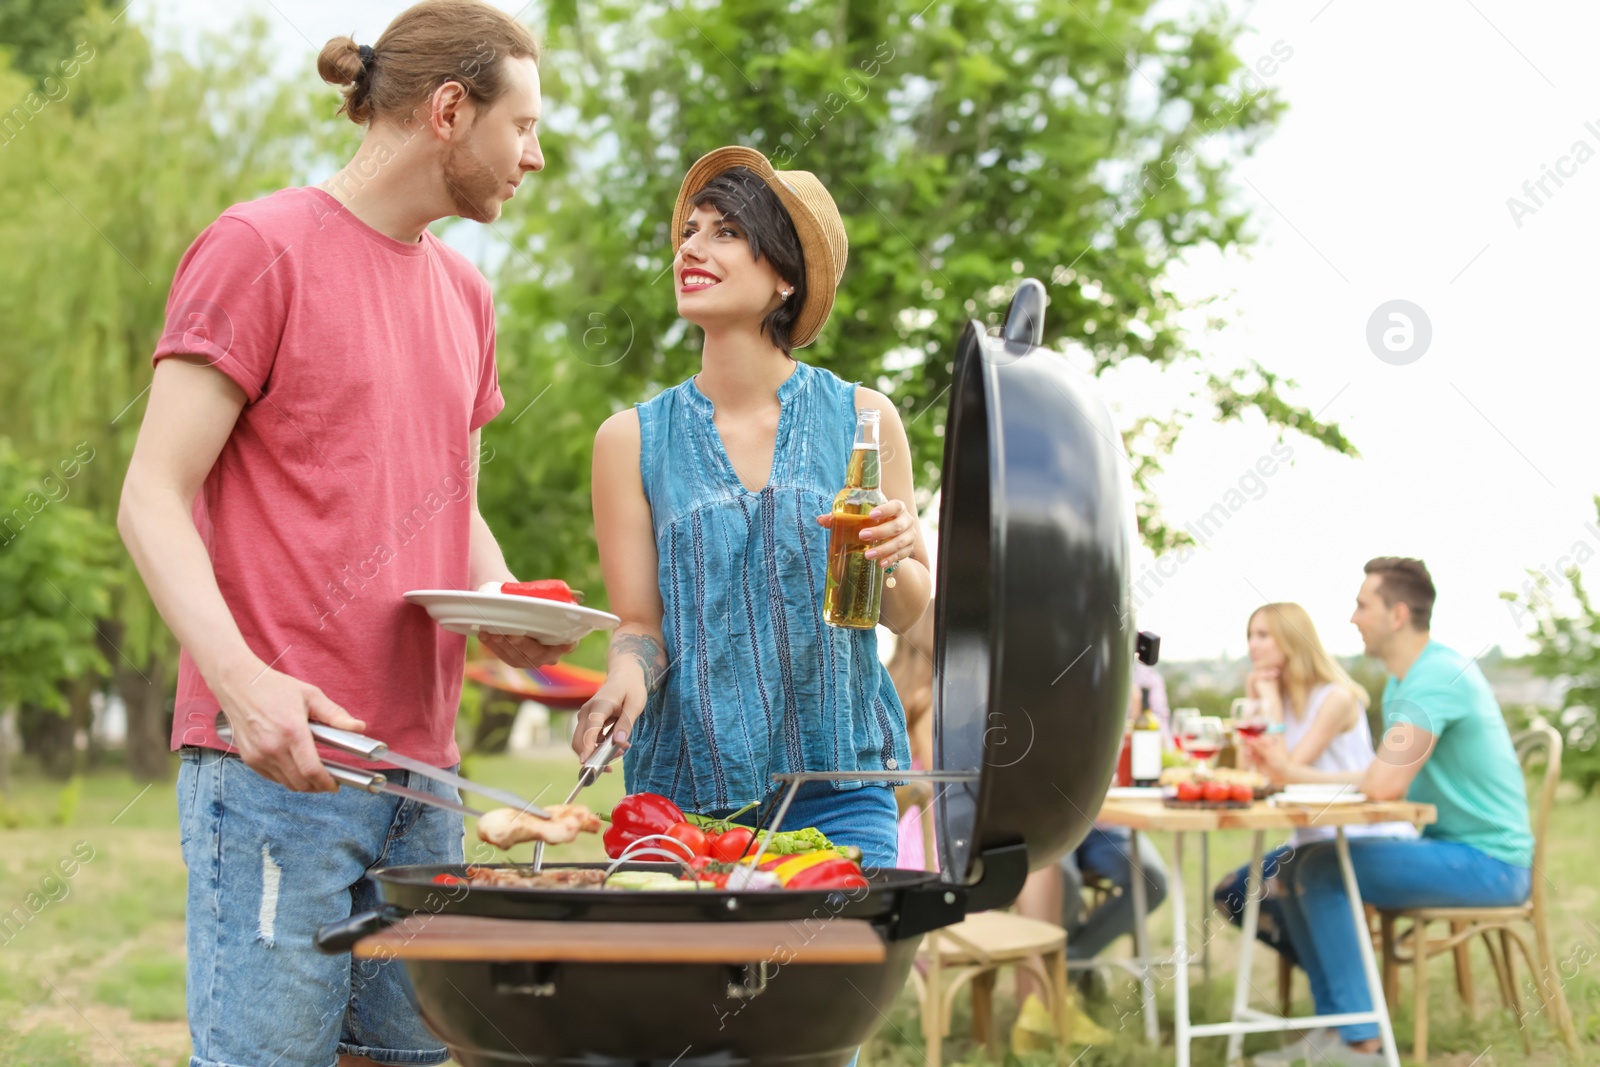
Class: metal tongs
216,714,550,820
531,728,620,871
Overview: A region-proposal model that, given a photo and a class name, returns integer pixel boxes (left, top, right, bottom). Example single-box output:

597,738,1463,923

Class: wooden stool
911,911,1070,1067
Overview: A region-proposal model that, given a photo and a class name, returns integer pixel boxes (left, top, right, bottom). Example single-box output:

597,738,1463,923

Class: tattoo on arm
612,633,668,693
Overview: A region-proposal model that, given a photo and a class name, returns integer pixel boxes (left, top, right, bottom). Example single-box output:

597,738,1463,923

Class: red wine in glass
1185,742,1221,761
1235,721,1268,739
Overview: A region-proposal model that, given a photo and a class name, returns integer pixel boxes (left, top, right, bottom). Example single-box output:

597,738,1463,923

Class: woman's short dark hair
690,167,807,356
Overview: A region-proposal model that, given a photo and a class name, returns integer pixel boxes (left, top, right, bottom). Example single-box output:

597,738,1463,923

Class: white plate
1105,786,1165,800
1270,787,1368,806
404,589,620,644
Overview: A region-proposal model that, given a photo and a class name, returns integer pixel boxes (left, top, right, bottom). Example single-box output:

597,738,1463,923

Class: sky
131,0,1600,662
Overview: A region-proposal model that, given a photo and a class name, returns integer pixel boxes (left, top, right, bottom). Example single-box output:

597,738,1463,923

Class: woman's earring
781,290,792,300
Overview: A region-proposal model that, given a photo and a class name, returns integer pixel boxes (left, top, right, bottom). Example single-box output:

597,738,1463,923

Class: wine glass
1170,708,1200,755
1179,716,1226,778
1230,696,1269,739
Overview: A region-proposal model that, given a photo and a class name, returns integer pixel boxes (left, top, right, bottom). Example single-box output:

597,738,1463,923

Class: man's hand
478,633,576,669
214,664,366,792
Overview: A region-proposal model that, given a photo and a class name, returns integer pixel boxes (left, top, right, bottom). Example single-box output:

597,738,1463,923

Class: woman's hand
571,671,649,764
1244,734,1293,784
816,497,918,570
1246,668,1283,719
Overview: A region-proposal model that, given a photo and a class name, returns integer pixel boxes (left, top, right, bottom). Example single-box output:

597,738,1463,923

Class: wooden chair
911,910,1072,1067
1377,723,1580,1062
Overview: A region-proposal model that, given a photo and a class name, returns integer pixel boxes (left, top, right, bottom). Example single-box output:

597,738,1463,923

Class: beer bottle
823,409,888,628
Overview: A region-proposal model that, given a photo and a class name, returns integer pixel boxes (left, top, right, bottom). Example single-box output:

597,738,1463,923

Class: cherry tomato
1203,780,1232,804
432,872,468,885
1229,783,1255,804
710,826,756,863
1175,781,1203,803
665,821,711,858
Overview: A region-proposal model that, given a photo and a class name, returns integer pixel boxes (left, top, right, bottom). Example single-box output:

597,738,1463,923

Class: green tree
0,11,339,778
0,0,90,86
1504,497,1600,795
0,438,114,791
480,0,1355,631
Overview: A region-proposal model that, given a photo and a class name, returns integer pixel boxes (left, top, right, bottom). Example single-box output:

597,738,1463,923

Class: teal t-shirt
1383,641,1532,867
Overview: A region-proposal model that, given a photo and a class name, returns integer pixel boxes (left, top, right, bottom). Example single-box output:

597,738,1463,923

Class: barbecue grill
317,279,1154,1065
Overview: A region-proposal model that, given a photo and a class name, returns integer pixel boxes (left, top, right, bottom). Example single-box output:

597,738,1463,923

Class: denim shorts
710,781,901,872
178,747,463,1067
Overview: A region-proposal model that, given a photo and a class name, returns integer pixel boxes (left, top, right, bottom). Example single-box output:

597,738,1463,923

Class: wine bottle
1130,687,1162,787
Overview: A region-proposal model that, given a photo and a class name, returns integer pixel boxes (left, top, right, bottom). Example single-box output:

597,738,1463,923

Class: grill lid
931,279,1151,910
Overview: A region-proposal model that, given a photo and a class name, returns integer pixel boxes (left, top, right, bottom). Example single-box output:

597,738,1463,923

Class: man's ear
429,80,473,140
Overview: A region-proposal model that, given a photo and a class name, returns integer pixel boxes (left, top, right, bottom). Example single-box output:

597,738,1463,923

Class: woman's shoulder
1310,683,1363,728
595,407,640,449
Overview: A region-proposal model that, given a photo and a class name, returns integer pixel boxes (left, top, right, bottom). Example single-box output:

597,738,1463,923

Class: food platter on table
1159,765,1280,808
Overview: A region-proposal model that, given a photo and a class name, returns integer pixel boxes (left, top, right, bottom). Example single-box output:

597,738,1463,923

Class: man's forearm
467,508,516,589
117,480,261,692
1282,764,1365,786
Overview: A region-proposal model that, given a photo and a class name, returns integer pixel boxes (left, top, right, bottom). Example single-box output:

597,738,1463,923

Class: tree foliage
480,0,1355,617
1,2,1359,716
0,9,342,774
1504,496,1600,795
0,439,113,713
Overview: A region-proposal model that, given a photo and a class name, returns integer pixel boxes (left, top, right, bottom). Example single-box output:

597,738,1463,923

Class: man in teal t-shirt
1253,558,1533,1067
1382,640,1532,865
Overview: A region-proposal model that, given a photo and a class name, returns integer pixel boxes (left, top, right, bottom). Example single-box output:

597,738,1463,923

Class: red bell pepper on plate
500,579,583,604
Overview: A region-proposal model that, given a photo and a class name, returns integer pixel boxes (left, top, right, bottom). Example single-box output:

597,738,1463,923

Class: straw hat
671,146,848,350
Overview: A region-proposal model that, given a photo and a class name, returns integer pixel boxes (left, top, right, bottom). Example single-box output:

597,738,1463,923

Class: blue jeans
1213,843,1301,968
1060,827,1169,959
179,748,464,1067
1277,836,1531,1043
710,781,900,872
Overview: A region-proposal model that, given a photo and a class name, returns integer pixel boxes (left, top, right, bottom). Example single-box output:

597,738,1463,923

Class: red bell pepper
783,858,869,891
500,579,583,604
603,792,687,858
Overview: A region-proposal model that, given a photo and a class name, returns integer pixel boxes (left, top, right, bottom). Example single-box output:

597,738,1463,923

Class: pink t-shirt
156,187,504,767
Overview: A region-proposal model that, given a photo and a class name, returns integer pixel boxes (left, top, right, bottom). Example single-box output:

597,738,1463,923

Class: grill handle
315,904,405,955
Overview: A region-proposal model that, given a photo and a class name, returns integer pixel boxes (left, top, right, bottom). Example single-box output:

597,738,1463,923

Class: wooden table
1095,795,1437,1067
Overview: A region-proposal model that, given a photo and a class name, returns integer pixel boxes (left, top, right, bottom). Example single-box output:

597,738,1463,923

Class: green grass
93,952,187,1022
1,757,1596,1066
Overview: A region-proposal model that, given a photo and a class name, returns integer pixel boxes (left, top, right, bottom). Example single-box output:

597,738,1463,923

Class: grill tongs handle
530,730,619,871
214,713,547,817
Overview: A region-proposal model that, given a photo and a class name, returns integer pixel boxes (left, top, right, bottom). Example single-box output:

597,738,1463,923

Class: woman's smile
680,267,721,293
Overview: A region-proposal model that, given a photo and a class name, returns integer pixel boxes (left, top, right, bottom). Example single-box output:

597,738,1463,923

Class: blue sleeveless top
627,360,911,813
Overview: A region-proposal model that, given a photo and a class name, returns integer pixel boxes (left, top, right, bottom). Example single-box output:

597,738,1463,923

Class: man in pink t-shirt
118,6,558,1066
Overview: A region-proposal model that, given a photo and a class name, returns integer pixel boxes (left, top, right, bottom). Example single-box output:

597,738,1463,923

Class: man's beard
443,138,503,223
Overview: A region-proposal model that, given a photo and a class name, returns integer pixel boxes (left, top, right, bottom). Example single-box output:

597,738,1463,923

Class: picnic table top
1095,796,1436,833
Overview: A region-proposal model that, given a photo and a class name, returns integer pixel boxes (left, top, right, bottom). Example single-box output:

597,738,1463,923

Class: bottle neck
847,415,881,489
845,444,880,489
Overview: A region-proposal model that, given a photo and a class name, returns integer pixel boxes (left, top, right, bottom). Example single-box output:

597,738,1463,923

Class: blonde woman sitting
1211,603,1415,971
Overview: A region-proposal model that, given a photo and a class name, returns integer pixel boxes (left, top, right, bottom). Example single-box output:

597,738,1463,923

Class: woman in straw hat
574,147,932,870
